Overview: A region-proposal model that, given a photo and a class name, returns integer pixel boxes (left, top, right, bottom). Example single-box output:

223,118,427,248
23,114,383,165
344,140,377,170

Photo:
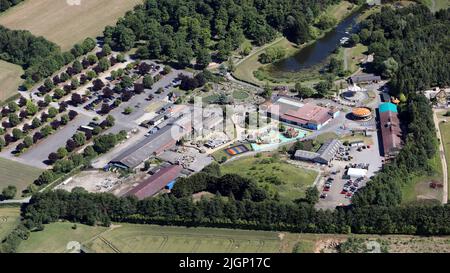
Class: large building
267,97,339,130
349,73,381,84
125,164,183,199
379,102,402,157
109,116,192,169
294,139,343,164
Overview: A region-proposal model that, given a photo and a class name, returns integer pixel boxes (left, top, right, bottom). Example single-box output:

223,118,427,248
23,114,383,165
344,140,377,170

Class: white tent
347,168,367,178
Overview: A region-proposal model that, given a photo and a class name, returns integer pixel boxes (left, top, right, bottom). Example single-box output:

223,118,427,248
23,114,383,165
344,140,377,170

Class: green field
0,158,43,198
221,154,318,201
18,222,301,253
401,151,443,204
0,206,21,241
17,222,450,253
344,44,368,73
0,0,143,51
17,221,108,253
0,60,23,103
232,90,250,100
440,119,450,200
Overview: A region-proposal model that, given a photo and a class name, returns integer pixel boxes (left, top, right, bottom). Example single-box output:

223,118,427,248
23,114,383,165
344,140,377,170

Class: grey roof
110,118,190,169
350,74,381,83
315,139,342,162
294,150,319,160
295,139,342,163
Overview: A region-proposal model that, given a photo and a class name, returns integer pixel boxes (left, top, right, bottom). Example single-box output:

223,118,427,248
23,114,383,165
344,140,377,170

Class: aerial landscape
0,0,449,259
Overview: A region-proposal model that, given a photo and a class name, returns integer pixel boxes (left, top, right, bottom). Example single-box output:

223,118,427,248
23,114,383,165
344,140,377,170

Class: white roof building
347,168,367,178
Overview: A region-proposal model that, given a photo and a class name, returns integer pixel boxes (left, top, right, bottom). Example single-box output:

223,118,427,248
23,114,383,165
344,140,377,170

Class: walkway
433,109,448,204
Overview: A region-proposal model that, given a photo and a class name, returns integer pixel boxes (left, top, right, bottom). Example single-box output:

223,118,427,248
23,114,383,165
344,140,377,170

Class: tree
7,101,19,112
60,114,69,125
8,113,20,127
98,58,111,72
12,128,23,140
1,185,17,200
195,48,211,69
53,88,65,99
72,132,86,147
26,100,38,116
381,57,399,78
93,133,117,153
143,75,154,89
105,115,115,127
100,103,110,114
71,78,80,89
295,83,314,98
92,79,105,91
83,145,97,159
23,136,33,148
40,125,53,137
261,83,272,99
48,107,58,118
176,46,193,67
304,186,319,204
314,81,332,97
71,94,82,106
0,137,5,151
57,147,68,159
123,107,133,115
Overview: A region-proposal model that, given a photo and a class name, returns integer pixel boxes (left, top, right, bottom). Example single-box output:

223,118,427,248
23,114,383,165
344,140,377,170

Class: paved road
433,109,448,204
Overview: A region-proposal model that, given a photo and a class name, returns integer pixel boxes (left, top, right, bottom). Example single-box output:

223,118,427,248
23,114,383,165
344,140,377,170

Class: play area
224,145,250,156
249,127,309,151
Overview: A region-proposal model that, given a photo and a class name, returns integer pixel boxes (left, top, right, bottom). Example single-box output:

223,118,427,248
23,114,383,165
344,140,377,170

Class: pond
271,11,362,73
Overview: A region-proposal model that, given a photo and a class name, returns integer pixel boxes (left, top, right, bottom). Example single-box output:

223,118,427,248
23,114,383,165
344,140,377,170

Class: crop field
0,157,43,198
0,60,23,103
17,222,450,253
221,154,318,201
0,0,143,51
0,206,21,241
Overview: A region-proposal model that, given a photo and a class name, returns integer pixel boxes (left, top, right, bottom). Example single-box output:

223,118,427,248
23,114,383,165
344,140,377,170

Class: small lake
271,11,361,72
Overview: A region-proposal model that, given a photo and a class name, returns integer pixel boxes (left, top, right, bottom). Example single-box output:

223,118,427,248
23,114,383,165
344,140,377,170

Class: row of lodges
266,96,340,130
378,102,402,157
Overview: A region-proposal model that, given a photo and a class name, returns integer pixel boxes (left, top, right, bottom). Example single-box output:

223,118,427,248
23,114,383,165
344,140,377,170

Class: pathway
433,109,448,204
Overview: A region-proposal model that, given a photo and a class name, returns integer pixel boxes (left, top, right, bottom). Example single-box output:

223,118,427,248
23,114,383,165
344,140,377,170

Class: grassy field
440,119,450,200
0,206,21,241
232,90,250,100
344,44,368,73
0,0,143,51
17,221,108,253
17,222,450,253
221,154,318,201
0,157,43,198
0,60,23,103
401,152,443,204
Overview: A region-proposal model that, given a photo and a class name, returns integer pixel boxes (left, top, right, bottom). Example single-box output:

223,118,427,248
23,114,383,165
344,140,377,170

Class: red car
323,187,330,192
346,192,353,197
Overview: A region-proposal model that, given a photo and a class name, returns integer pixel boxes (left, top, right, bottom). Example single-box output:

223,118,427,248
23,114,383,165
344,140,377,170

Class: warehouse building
349,73,381,84
125,164,183,199
294,139,343,164
267,97,339,130
379,102,402,157
109,116,191,169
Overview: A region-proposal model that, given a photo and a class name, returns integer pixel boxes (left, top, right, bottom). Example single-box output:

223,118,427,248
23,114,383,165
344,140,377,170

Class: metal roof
379,102,398,113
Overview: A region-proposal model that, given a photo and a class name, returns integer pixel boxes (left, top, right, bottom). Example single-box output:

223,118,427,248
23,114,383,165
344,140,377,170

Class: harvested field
0,60,23,103
0,157,43,198
0,206,21,241
0,0,143,50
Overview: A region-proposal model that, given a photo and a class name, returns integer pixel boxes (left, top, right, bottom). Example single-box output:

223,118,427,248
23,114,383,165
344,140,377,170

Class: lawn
17,221,108,253
0,60,23,103
232,90,250,101
345,43,368,73
0,0,143,51
221,154,318,201
0,206,21,241
0,157,43,198
439,119,450,200
401,152,443,205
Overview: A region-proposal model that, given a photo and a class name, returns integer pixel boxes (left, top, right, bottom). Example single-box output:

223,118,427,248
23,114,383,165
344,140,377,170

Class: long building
294,139,343,164
109,116,191,169
267,97,339,130
125,164,183,199
379,102,402,157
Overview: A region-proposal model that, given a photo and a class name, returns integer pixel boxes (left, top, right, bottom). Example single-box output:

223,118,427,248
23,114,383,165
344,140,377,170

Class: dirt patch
56,170,121,193
314,238,344,253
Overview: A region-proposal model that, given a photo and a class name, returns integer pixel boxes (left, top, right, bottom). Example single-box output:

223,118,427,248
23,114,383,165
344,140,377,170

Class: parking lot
316,133,383,209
